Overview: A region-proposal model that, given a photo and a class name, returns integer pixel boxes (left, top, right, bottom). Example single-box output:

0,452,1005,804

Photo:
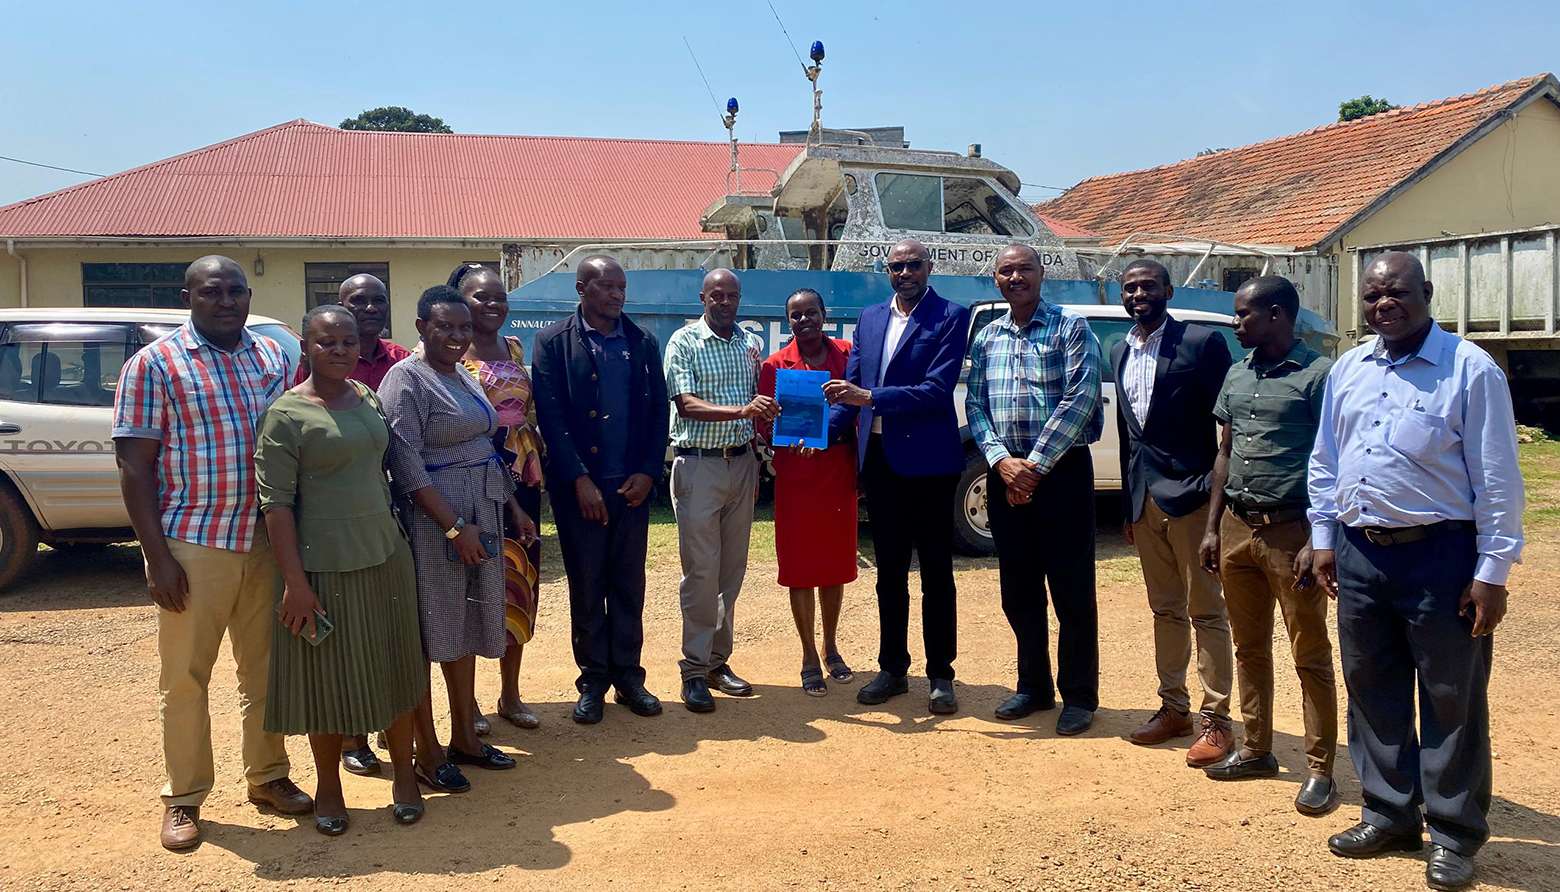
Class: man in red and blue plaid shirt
113,256,313,851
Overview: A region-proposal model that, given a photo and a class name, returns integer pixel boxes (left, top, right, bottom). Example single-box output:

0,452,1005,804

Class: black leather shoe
1328,821,1422,858
707,664,753,696
573,690,605,724
447,743,516,770
1204,751,1280,780
1055,705,1094,736
857,671,910,705
682,677,716,712
341,745,381,777
995,693,1054,720
1426,846,1475,891
1294,775,1341,816
314,814,349,837
928,678,958,714
614,684,663,717
414,760,470,793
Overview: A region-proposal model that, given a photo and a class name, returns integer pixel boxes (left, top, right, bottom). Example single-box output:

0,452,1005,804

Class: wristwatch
444,517,466,540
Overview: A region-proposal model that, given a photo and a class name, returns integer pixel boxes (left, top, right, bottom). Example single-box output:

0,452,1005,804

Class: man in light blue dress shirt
1308,252,1524,892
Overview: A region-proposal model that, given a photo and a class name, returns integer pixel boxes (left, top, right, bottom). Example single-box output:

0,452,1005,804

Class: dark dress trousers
830,286,970,681
987,447,1098,709
1110,317,1233,521
1336,526,1491,853
531,308,669,693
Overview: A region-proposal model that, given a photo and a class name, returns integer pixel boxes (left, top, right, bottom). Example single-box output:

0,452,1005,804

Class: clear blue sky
3,0,1557,207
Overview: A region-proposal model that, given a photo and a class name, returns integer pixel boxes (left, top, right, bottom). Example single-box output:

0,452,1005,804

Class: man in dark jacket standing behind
1111,259,1236,767
532,255,669,725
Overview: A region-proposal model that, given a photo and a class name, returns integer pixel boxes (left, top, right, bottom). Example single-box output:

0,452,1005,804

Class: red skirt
773,442,859,588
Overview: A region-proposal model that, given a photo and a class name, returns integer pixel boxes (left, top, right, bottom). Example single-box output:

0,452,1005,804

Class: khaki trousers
1132,497,1233,719
157,529,289,807
670,454,757,681
1220,511,1338,775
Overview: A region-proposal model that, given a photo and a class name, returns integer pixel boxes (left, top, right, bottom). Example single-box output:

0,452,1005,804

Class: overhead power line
682,36,724,119
764,0,808,70
0,154,105,178
1021,182,1072,192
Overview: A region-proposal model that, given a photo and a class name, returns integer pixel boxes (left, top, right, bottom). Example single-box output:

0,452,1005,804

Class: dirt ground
1,456,1557,891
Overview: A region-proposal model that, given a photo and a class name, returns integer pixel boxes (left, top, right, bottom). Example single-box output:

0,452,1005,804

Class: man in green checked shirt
965,244,1104,737
663,268,777,713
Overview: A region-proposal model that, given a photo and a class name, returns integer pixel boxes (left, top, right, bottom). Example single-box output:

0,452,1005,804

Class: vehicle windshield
137,320,300,369
249,323,302,368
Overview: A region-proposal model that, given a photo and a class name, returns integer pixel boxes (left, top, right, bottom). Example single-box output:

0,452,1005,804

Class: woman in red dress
759,288,859,696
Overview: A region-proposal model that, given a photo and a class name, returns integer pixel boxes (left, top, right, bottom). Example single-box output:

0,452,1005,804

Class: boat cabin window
777,215,812,262
874,173,1034,237
943,177,1034,237
876,173,943,232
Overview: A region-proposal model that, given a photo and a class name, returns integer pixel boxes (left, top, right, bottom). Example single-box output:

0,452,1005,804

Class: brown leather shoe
247,777,315,815
1186,717,1235,767
160,805,201,851
1129,704,1195,745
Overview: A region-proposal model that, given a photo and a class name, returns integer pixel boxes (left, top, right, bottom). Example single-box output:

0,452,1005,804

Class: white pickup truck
949,301,1243,554
0,308,300,590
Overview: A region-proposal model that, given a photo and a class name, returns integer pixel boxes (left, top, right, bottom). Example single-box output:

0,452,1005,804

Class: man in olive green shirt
1197,276,1339,816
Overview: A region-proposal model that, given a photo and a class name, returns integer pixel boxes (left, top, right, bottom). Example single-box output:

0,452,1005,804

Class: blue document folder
772,368,830,447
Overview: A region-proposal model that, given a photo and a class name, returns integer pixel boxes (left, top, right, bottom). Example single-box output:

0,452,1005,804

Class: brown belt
1356,519,1473,547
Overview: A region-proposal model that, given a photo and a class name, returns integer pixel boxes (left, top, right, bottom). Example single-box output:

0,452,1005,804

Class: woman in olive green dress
256,305,428,835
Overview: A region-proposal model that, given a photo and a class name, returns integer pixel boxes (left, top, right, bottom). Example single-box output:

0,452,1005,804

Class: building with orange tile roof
1038,74,1560,347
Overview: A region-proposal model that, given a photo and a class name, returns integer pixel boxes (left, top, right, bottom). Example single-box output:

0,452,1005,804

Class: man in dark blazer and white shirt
826,238,971,715
1110,259,1236,768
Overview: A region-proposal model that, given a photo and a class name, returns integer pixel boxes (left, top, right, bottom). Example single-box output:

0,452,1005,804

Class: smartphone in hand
446,532,501,562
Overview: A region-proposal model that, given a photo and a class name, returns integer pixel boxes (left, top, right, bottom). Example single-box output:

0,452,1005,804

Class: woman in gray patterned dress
380,286,538,786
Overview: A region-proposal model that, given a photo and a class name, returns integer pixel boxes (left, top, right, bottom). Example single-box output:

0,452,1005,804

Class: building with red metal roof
0,118,1093,339
0,121,813,338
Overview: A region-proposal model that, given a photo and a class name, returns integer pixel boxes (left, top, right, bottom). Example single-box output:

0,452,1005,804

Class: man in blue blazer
826,238,971,714
1109,259,1236,768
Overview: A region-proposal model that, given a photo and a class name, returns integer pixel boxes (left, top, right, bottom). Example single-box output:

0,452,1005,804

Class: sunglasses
886,260,926,274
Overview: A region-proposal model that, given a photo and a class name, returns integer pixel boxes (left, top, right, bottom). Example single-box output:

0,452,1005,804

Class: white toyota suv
0,308,300,590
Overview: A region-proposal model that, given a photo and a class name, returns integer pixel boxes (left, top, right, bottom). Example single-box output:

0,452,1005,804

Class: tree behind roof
340,107,453,133
1338,95,1400,122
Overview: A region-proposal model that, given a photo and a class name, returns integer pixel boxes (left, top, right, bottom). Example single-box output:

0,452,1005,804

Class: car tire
0,484,41,592
952,454,996,556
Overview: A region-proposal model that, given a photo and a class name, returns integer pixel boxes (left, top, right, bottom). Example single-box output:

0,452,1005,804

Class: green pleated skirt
265,540,426,736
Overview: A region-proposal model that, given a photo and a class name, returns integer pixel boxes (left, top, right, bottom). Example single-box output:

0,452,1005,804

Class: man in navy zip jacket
531,255,670,725
827,238,971,715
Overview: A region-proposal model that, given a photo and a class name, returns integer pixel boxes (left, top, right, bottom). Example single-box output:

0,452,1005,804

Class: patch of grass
1520,440,1560,526
527,444,1560,577
540,501,777,570
1098,555,1143,585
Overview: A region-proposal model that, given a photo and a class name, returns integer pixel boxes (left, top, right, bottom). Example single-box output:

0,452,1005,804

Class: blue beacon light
810,40,825,62
727,97,739,116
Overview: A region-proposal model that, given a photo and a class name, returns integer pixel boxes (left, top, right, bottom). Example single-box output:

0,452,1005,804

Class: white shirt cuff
1310,521,1337,551
1473,555,1512,586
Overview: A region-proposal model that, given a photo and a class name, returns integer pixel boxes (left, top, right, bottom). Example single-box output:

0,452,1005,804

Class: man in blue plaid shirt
965,244,1104,736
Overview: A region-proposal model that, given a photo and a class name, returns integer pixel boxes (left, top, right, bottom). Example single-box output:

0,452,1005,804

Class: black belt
1227,503,1308,527
1355,519,1473,547
674,442,752,458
